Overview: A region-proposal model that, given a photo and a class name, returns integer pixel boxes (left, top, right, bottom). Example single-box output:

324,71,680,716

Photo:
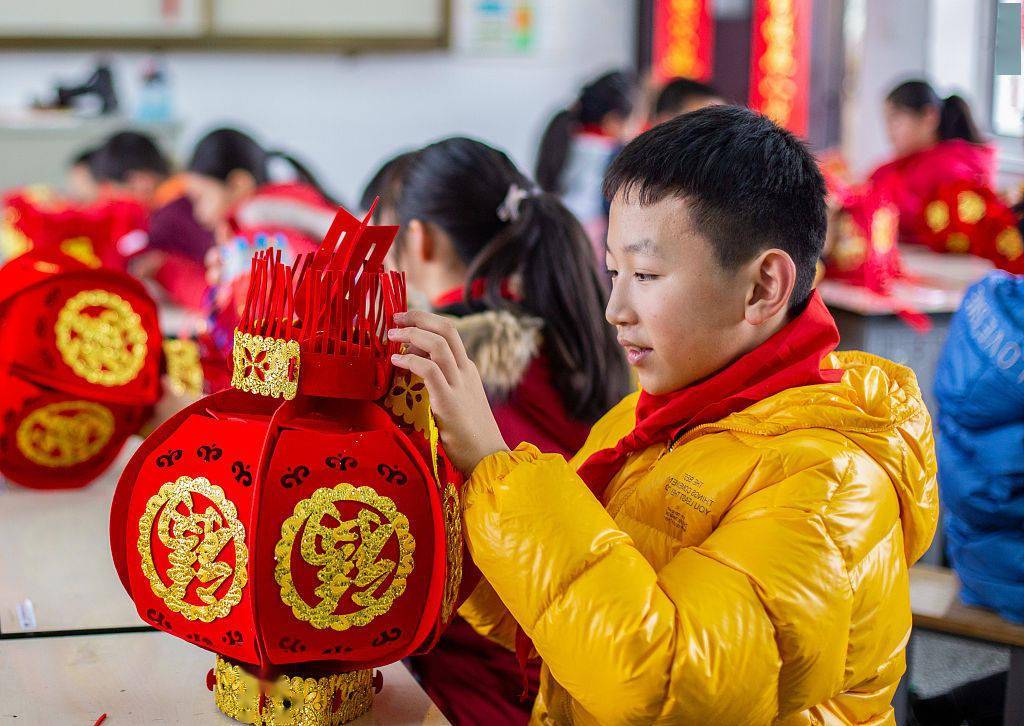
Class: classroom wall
0,0,635,204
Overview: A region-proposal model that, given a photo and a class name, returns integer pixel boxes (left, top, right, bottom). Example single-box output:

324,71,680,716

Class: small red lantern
3,190,148,270
110,205,475,724
0,248,162,489
825,187,902,294
918,180,1024,273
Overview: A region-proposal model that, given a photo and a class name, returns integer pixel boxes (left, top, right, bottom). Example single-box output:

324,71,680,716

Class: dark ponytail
188,127,337,203
535,70,636,195
397,137,631,422
886,80,984,144
938,95,983,145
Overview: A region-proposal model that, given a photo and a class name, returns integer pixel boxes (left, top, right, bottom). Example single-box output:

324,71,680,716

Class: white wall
0,0,635,204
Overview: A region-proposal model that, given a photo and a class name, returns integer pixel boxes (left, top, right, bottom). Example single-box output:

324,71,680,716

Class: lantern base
213,657,376,725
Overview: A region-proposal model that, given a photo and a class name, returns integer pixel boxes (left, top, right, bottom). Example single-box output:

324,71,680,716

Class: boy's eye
634,272,658,282
607,268,618,280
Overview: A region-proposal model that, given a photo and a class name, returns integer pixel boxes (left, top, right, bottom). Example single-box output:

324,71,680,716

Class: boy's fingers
393,310,470,367
391,353,448,400
387,327,459,383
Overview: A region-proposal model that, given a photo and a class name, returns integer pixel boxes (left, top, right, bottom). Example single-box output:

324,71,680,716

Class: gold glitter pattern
947,232,971,254
925,200,950,232
275,483,414,631
0,206,31,259
440,481,463,623
59,236,102,268
137,475,248,622
55,289,148,387
214,656,374,725
231,330,300,400
163,339,204,396
15,400,114,467
957,191,986,225
871,206,897,254
997,227,1024,261
384,374,440,483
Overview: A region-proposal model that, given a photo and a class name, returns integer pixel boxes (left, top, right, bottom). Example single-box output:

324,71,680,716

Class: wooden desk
0,630,449,724
0,439,145,637
905,565,1024,725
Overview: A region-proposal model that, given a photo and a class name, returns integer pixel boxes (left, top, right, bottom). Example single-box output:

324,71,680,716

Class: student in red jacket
374,137,631,724
869,80,995,244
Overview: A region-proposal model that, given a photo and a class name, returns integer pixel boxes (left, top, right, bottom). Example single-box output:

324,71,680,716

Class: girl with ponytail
865,79,996,244
535,70,635,256
380,136,630,724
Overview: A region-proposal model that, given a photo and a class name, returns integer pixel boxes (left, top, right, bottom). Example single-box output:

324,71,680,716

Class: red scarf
576,291,844,500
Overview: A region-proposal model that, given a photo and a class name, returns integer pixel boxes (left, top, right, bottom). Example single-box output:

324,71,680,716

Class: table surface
0,438,145,636
910,564,1024,648
0,630,449,724
820,245,995,316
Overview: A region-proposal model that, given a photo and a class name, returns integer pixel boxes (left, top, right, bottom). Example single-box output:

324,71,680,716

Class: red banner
652,0,715,82
748,0,812,137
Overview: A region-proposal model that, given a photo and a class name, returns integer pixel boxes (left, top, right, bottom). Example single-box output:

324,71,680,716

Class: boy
389,106,938,724
651,77,723,125
89,130,172,207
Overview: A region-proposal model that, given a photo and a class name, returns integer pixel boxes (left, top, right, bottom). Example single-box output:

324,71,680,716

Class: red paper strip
748,0,812,137
652,0,715,82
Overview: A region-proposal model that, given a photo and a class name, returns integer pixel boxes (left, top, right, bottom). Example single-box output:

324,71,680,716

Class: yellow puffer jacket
459,351,938,725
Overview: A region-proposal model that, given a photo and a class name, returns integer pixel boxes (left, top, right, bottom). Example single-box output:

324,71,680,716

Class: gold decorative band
213,657,375,725
231,329,300,400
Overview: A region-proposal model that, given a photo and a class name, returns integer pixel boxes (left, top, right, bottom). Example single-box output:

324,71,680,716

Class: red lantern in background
825,187,902,295
110,205,475,725
652,0,715,82
748,0,812,137
3,190,148,271
0,249,162,489
918,180,1024,273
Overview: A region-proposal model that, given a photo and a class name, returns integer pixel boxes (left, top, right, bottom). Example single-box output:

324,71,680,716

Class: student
650,77,723,125
389,106,939,724
66,146,99,203
377,137,630,724
535,70,635,255
869,80,995,244
911,270,1024,725
186,127,338,361
90,130,172,208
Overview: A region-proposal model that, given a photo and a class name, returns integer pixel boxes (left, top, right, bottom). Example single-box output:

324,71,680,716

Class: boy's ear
744,249,796,326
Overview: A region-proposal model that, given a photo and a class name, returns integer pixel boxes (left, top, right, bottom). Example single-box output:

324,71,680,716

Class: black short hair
603,105,826,308
71,146,98,168
653,78,720,118
90,131,170,182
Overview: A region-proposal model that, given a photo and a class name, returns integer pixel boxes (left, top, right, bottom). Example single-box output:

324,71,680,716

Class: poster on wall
458,0,536,55
748,0,811,137
651,0,714,82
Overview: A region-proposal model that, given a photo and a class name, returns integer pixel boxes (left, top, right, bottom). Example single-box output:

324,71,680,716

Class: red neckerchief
576,290,844,500
431,279,519,309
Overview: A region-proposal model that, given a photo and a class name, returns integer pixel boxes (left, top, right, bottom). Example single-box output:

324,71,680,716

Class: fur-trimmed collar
448,310,543,397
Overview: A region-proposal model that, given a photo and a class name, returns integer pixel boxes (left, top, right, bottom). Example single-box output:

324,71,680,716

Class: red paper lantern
3,190,148,271
825,188,902,294
918,180,1024,273
0,249,162,488
110,205,476,725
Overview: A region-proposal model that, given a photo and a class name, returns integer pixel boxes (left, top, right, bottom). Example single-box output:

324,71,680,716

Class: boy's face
605,193,752,395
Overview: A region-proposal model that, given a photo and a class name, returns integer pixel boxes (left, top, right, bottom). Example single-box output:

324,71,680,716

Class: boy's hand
388,310,510,475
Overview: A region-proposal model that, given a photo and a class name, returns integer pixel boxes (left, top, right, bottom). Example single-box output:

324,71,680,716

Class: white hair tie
497,183,540,222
